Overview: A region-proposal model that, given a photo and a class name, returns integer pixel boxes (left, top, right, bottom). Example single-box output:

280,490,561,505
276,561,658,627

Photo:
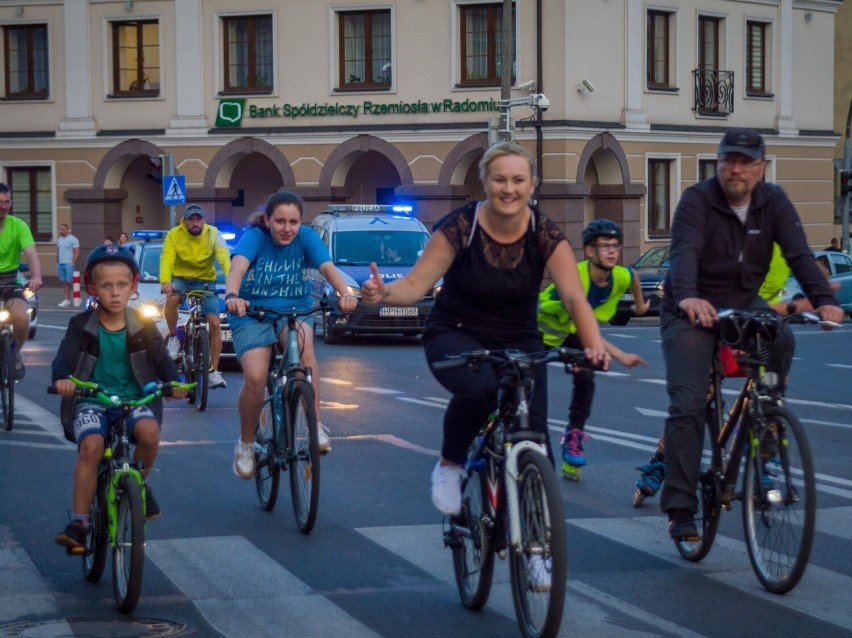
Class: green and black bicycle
50,376,194,613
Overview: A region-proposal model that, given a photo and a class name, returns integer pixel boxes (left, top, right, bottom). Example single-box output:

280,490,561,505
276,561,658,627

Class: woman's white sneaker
233,439,255,478
430,461,464,515
317,423,332,454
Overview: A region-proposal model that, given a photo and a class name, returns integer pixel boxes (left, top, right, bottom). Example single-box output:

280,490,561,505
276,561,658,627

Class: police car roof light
132,230,169,240
325,204,413,218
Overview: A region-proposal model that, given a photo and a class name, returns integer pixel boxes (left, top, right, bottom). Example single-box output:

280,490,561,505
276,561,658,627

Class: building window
459,3,515,87
648,159,672,237
698,159,716,182
746,21,769,96
6,167,52,242
222,15,273,93
3,24,49,98
338,10,391,89
111,21,159,96
647,10,672,89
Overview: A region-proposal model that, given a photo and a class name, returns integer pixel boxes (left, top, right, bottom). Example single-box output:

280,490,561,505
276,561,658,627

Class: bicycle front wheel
450,465,495,610
509,450,567,638
255,386,281,511
193,326,210,412
742,406,815,594
112,475,145,614
83,479,108,583
287,379,320,533
1,334,15,431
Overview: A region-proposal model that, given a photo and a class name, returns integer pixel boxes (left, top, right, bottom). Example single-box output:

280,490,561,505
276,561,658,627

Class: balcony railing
693,69,734,116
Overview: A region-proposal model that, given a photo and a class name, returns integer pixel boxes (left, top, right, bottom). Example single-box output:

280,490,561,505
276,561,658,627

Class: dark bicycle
246,305,326,533
174,288,215,411
49,376,194,612
0,290,25,431
664,309,829,594
437,347,595,638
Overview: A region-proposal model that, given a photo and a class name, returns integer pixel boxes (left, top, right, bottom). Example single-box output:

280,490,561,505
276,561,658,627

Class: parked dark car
610,244,670,325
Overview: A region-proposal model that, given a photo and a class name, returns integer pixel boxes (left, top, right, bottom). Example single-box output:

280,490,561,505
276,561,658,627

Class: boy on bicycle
53,244,187,552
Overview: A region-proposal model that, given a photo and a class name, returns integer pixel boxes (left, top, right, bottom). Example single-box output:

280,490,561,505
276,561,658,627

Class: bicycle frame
101,410,146,546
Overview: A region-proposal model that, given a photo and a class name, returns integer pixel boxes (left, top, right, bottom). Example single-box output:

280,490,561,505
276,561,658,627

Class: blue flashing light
220,231,236,241
391,205,413,214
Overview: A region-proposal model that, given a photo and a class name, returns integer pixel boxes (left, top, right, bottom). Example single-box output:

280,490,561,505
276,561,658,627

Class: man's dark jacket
52,307,180,441
663,177,839,313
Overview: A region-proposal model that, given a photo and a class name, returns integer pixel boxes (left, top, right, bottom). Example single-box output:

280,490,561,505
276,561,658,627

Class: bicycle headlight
22,288,36,301
0,309,9,323
138,303,162,319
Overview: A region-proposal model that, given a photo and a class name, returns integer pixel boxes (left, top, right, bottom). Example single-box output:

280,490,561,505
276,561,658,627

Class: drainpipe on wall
535,0,543,186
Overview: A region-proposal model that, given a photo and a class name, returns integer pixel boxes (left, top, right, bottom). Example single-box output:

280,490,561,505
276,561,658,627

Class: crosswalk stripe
0,542,63,621
356,524,707,638
570,517,852,632
146,536,380,638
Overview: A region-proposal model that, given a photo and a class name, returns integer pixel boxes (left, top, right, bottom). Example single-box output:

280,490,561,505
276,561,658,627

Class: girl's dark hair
248,190,305,229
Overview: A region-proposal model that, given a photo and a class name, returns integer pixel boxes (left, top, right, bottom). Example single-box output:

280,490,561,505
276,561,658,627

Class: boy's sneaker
145,486,160,519
14,352,25,381
317,423,332,454
233,439,256,478
166,336,180,360
55,520,87,553
57,299,71,308
209,370,227,389
528,554,552,592
668,508,699,540
635,456,667,497
430,461,464,516
561,428,588,467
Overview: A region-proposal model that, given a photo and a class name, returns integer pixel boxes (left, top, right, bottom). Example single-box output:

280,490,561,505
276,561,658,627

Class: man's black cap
717,129,765,160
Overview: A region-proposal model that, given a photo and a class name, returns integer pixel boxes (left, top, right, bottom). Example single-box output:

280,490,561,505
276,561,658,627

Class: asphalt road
1,300,851,638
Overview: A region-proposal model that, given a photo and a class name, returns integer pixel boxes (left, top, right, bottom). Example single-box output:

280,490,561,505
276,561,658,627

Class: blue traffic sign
163,175,186,205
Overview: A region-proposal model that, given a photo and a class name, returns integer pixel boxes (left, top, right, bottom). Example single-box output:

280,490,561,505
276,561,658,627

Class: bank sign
215,97,500,127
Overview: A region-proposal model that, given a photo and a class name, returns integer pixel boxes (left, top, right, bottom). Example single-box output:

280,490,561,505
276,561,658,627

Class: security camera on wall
531,94,550,111
516,79,536,92
578,79,596,93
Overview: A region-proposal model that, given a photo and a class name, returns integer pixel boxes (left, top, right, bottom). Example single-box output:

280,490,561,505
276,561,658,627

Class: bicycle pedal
66,546,86,556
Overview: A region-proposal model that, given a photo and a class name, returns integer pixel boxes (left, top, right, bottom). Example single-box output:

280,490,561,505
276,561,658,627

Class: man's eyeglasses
0,199,12,207
591,243,622,252
719,156,764,169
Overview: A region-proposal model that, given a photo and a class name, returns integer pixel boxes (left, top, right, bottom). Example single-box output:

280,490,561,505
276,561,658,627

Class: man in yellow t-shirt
160,204,231,388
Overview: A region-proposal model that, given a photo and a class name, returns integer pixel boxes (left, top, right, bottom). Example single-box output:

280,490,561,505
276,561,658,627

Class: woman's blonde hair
478,141,537,182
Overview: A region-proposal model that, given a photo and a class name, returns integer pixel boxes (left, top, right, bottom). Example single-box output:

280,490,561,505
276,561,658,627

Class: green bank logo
216,99,246,127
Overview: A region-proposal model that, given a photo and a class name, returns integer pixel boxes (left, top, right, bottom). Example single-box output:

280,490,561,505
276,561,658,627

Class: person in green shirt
0,182,43,380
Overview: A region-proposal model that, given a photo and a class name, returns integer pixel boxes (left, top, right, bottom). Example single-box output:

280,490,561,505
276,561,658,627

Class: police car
308,204,438,343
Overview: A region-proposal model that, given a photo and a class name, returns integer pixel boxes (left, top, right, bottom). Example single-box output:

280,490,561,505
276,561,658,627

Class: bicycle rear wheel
742,406,815,594
255,386,281,511
287,379,320,533
112,475,145,614
193,326,210,412
1,334,15,431
509,450,567,638
675,424,721,562
450,465,495,610
83,479,108,583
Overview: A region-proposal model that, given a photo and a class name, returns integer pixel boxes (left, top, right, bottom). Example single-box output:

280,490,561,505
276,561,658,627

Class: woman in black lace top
361,142,609,515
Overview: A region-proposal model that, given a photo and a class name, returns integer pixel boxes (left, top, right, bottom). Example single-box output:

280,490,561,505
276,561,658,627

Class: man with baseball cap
160,204,231,388
658,128,843,540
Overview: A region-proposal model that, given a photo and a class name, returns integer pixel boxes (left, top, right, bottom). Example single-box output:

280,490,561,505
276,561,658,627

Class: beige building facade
0,0,844,273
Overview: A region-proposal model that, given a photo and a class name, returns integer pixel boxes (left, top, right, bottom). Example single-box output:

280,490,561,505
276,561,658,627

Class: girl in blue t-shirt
224,191,357,479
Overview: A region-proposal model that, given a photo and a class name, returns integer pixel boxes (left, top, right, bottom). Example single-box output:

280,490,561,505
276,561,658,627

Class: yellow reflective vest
538,261,632,347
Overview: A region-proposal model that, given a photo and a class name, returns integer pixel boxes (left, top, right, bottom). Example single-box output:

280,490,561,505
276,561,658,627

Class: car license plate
379,306,418,317
620,293,633,302
221,329,232,341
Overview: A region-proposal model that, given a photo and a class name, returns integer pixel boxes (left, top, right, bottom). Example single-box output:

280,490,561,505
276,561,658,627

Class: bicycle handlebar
431,347,601,373
244,301,329,323
48,375,196,406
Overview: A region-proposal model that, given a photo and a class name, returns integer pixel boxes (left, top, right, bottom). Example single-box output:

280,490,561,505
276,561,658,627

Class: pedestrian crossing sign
163,175,186,205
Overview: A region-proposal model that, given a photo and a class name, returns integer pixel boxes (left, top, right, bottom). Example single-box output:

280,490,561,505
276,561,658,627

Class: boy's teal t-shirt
88,326,142,400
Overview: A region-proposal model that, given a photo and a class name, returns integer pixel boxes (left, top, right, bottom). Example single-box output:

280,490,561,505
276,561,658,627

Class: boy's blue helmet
84,244,139,285
581,219,622,246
